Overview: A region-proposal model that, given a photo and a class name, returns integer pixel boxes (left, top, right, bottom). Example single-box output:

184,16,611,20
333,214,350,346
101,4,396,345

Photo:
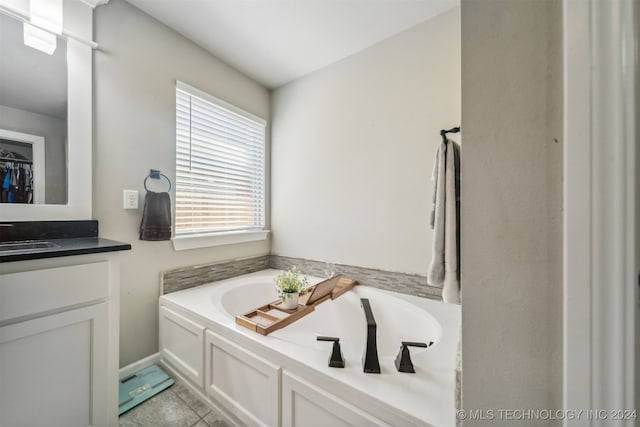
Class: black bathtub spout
360,298,380,374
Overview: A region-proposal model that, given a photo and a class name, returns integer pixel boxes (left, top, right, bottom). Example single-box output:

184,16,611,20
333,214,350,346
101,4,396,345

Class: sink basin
0,240,60,254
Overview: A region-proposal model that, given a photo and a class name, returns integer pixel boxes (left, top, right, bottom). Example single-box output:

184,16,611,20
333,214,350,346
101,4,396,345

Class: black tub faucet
394,341,433,373
317,336,345,368
360,298,380,374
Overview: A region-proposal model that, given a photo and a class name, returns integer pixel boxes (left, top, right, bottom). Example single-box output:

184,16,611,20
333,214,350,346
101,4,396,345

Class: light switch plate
123,190,139,209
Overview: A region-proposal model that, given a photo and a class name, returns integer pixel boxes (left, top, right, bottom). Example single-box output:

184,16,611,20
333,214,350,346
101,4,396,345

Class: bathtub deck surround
159,270,460,426
162,255,443,300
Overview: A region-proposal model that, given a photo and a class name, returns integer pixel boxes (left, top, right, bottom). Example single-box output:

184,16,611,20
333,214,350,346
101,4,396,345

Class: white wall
93,0,270,367
270,8,460,276
0,105,67,204
460,0,563,422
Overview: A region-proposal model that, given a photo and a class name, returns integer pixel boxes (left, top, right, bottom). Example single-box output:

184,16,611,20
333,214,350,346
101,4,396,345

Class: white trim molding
119,352,161,380
563,0,637,425
172,230,270,251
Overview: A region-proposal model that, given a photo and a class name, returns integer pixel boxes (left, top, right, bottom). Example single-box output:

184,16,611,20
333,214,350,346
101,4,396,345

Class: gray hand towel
428,139,461,304
139,191,172,241
428,142,446,285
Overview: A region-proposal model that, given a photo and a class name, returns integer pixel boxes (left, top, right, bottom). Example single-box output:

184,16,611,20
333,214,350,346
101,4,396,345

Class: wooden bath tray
331,277,357,299
236,276,357,335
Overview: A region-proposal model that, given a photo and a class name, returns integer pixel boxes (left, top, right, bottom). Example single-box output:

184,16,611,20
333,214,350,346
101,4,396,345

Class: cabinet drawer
0,261,110,323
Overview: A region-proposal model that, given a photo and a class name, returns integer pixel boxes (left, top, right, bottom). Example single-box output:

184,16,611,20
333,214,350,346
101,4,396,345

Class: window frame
172,81,269,251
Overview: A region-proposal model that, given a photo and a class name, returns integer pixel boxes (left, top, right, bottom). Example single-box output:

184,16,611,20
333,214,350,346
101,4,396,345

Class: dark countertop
0,237,131,263
0,220,132,263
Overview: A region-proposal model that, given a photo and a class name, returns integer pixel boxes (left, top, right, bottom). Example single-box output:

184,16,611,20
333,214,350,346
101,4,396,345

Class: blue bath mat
118,364,174,415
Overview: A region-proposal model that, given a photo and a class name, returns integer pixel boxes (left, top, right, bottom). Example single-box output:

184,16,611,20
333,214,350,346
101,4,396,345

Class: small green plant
274,266,309,298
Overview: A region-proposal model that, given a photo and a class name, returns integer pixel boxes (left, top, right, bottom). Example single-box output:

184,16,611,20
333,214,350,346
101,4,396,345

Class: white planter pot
280,292,299,309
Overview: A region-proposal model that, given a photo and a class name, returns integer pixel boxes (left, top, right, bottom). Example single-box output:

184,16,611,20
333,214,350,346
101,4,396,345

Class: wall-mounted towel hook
440,126,461,144
144,169,172,192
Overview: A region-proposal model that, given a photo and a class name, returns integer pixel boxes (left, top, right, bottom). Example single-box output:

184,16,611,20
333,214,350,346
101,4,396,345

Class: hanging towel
139,191,172,241
428,138,461,304
428,142,446,285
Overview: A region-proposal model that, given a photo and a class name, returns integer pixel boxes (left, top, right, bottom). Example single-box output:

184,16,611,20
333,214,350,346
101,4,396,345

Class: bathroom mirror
0,12,68,205
0,8,92,220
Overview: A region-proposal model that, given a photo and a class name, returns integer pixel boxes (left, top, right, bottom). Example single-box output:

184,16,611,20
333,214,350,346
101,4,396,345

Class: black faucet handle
401,341,433,348
316,336,345,368
395,341,434,373
317,336,339,342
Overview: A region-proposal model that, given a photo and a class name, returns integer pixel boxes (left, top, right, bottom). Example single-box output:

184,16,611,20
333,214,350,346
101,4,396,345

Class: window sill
172,230,270,251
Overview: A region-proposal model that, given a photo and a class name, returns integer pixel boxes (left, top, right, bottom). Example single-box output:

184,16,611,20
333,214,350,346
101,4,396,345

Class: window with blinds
175,82,266,236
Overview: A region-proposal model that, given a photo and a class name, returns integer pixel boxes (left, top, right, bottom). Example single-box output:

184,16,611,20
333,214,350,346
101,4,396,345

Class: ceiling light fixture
23,0,62,55
23,23,57,55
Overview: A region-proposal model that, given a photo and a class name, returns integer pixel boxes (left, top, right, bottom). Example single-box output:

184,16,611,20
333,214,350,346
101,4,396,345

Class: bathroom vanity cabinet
0,254,123,427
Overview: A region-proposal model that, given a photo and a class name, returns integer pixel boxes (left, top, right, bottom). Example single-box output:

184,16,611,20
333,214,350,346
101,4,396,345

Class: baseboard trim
119,352,161,379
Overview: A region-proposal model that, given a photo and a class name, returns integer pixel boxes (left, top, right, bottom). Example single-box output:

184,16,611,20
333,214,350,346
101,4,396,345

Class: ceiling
0,13,67,119
126,0,459,89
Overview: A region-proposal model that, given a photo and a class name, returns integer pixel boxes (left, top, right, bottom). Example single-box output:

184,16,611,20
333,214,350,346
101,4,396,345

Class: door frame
563,0,637,424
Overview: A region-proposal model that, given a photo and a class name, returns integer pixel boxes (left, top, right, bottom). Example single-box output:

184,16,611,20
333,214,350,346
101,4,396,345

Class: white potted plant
274,267,309,309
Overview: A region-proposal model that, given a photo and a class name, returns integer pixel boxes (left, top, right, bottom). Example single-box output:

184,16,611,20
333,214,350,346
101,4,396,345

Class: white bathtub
159,269,461,427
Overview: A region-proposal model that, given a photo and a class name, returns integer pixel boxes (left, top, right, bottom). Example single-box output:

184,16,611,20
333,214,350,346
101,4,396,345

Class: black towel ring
440,126,461,144
144,169,172,192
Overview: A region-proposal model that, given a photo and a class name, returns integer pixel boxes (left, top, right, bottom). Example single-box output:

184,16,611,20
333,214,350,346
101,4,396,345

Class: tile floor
119,380,232,427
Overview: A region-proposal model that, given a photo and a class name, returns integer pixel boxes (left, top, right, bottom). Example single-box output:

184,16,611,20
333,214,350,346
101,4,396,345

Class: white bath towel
428,139,460,304
428,143,446,285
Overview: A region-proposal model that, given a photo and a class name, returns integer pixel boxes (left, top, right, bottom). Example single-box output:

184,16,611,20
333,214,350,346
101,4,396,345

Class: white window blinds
175,82,266,236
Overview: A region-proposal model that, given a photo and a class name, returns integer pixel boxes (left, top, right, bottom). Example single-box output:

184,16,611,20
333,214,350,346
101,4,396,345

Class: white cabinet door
282,371,390,427
0,303,109,427
159,306,205,388
205,331,280,427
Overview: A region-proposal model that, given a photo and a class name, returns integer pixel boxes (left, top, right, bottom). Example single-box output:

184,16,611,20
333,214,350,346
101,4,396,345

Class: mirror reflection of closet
0,12,68,205
0,133,44,204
